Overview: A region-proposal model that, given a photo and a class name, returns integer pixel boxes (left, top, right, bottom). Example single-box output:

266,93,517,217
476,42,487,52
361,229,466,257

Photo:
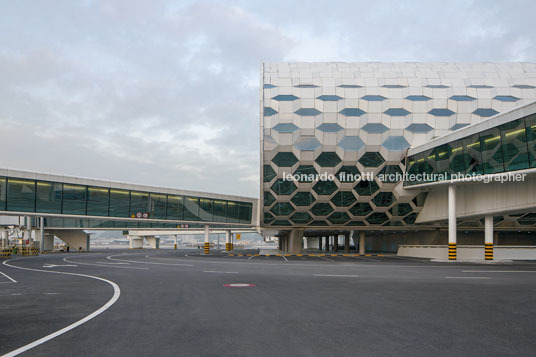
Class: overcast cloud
1,0,535,197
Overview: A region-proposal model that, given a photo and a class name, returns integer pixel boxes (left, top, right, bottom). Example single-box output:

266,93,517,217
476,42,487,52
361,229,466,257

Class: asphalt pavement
1,249,536,356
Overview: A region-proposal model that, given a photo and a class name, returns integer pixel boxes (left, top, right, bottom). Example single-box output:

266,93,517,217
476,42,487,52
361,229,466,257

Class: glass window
226,201,239,223
0,177,6,210
500,119,530,171
7,178,35,212
62,184,87,215
272,152,298,167
167,195,184,220
271,179,297,195
293,165,318,182
184,197,200,221
240,203,252,223
317,123,343,132
149,193,167,219
130,192,149,217
273,123,299,133
315,152,342,167
463,134,483,175
480,128,504,174
431,144,450,179
384,108,410,116
291,192,315,206
448,140,466,176
295,108,321,116
109,189,130,218
199,198,214,221
86,187,109,216
36,181,62,213
213,200,227,222
263,165,276,182
524,114,536,168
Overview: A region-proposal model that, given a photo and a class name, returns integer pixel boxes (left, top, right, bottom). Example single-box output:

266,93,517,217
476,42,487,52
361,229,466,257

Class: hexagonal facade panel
293,165,318,182
382,136,410,151
273,123,298,133
272,152,298,167
354,180,380,196
406,123,433,133
372,192,396,207
294,137,321,151
317,123,343,132
317,95,342,101
358,152,385,167
311,203,334,216
384,108,410,116
270,202,295,216
315,152,342,167
263,165,276,182
313,180,338,195
271,179,297,195
273,94,298,101
349,202,373,216
290,212,313,224
264,192,276,206
331,191,357,206
429,108,455,117
291,192,316,206
378,165,403,182
336,166,361,182
295,108,321,116
362,123,388,134
473,108,499,117
338,136,365,151
340,108,366,116
328,212,351,224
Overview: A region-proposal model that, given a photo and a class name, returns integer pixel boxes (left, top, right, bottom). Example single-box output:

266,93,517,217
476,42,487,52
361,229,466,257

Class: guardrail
0,248,12,258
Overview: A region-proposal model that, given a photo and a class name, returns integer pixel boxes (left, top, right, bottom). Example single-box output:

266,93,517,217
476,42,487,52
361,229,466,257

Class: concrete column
226,231,232,251
359,231,365,255
448,185,457,260
1,230,8,248
174,235,178,250
145,236,160,249
204,225,210,255
278,236,282,251
39,217,45,252
289,230,304,254
333,235,339,253
344,233,350,253
128,235,143,249
484,216,493,261
324,236,329,251
319,236,323,250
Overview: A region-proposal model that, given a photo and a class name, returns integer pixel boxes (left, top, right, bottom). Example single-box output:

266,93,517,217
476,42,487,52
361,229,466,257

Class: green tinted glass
36,181,62,213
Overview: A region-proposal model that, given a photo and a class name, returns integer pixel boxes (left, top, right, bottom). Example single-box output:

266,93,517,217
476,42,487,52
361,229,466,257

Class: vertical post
333,235,338,253
174,235,178,250
448,185,457,261
225,231,231,251
278,235,282,251
359,231,365,255
344,233,350,253
204,224,210,255
318,236,322,251
324,236,329,252
40,217,45,253
484,216,493,261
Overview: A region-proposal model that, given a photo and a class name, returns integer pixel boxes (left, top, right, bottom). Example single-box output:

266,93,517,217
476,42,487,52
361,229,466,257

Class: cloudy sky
1,0,534,197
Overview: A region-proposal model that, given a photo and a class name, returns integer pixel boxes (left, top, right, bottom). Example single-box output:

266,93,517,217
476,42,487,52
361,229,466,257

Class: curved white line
2,258,120,357
106,254,194,266
63,257,148,270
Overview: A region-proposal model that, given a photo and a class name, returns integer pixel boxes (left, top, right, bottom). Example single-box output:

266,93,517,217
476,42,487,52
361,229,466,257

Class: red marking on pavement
224,283,256,288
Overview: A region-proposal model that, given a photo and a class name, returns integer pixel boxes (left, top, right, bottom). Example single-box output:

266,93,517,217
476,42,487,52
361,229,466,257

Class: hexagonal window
273,123,299,133
405,95,431,101
271,179,297,195
290,212,312,224
378,165,403,182
295,84,318,88
295,108,321,116
311,203,334,216
382,84,406,88
366,213,389,225
468,84,493,88
382,136,410,151
450,123,470,131
373,192,395,207
425,84,449,88
293,165,318,182
513,84,536,89
384,108,410,116
359,152,385,167
349,202,373,216
264,192,276,206
271,220,292,226
362,123,388,134
270,202,295,216
315,152,342,167
291,192,316,206
317,95,342,101
264,212,275,223
361,95,386,101
264,107,278,116
406,123,433,133
313,180,338,195
429,108,455,117
336,166,360,183
264,84,276,89
347,221,367,226
354,180,380,196
338,136,365,151
263,165,276,182
328,212,350,224
412,192,427,207
339,108,366,116
473,108,499,117
338,84,362,88
493,95,519,102
309,220,329,226
449,95,476,101
390,203,413,216
317,123,343,132
403,213,418,224
294,137,321,151
272,152,298,167
273,94,299,101
331,191,356,206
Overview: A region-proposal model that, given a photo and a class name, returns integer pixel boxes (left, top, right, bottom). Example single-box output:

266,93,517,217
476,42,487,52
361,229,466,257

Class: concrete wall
50,230,89,251
398,245,536,260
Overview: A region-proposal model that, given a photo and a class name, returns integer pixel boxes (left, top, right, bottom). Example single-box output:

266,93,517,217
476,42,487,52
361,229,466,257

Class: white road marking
107,255,194,266
11,293,22,296
43,292,60,295
281,255,288,262
2,258,120,357
43,263,77,268
462,270,536,273
247,255,256,260
313,274,359,278
316,256,335,262
445,276,491,279
95,261,129,265
0,270,17,283
63,257,148,270
203,271,239,274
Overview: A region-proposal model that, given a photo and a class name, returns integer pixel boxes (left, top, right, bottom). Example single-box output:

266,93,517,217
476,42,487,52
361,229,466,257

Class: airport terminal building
260,62,536,257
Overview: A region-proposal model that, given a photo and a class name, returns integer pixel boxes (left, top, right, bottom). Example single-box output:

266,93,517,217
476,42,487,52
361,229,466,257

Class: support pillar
359,231,365,255
289,230,304,254
204,225,210,255
226,231,232,251
344,233,350,253
0,230,8,248
324,236,329,252
40,217,45,252
278,235,282,251
333,235,338,252
145,236,160,249
448,185,457,261
484,216,493,261
319,236,323,251
128,235,143,249
174,235,178,250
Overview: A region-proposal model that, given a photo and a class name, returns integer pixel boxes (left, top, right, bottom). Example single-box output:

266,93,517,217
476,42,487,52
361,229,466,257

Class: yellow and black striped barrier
226,253,385,257
20,247,39,256
0,249,12,258
485,243,493,260
225,243,232,251
448,243,457,260
203,242,210,255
